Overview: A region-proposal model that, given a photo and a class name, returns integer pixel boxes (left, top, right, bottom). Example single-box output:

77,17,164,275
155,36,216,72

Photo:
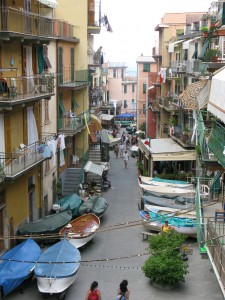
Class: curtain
26,46,34,91
37,45,44,74
27,107,38,145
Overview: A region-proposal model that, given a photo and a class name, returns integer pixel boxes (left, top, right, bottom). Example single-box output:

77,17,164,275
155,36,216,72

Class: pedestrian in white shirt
123,151,129,168
119,143,125,158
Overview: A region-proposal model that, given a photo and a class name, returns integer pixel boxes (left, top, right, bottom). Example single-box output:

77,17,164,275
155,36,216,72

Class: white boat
139,205,197,238
59,213,100,248
34,239,81,296
138,182,195,199
139,176,193,189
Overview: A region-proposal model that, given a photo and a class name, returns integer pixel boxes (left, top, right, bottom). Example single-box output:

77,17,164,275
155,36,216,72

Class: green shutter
143,63,150,72
59,92,66,114
58,47,63,84
71,91,79,110
71,48,75,82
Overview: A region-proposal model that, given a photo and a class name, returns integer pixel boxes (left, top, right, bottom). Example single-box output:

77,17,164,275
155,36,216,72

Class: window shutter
58,47,63,84
71,48,75,81
222,37,225,60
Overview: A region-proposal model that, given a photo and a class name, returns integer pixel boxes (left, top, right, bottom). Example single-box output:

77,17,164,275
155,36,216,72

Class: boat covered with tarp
0,239,41,298
17,209,72,236
35,239,81,295
54,193,83,218
139,208,197,238
79,196,108,217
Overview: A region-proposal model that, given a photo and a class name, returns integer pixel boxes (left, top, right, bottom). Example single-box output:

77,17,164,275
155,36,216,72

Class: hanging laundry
59,134,66,150
59,149,65,167
43,144,52,158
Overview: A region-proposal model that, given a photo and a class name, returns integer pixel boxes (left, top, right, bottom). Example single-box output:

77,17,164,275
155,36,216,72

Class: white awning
38,0,58,8
182,37,201,50
208,68,225,124
99,114,114,121
168,40,184,53
84,161,106,176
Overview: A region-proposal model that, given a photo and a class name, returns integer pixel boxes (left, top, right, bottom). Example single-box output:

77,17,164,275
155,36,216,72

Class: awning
138,138,196,161
38,0,58,8
99,114,114,121
90,114,102,131
182,37,202,50
84,161,106,176
168,40,184,53
178,80,209,110
208,67,225,123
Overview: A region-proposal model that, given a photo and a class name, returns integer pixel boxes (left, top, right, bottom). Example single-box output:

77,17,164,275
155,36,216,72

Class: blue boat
0,239,41,298
34,239,81,295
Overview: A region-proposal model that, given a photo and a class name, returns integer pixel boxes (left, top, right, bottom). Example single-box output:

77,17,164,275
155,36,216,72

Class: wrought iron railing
0,141,48,177
0,7,53,37
88,0,101,27
58,69,89,85
58,110,91,132
0,74,55,102
159,96,182,111
170,125,195,147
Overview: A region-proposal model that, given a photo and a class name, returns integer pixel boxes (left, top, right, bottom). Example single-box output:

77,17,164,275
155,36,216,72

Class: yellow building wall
1,41,22,78
5,167,41,227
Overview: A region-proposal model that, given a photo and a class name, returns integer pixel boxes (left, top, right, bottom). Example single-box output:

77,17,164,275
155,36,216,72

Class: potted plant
202,48,221,62
142,231,189,289
200,26,209,37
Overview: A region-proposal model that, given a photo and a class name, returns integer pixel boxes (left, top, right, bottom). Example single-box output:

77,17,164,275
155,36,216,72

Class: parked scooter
102,173,111,191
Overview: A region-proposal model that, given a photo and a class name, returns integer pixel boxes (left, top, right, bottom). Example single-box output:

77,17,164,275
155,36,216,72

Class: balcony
58,69,89,90
0,7,53,41
170,125,195,148
88,0,101,34
0,74,55,109
0,141,50,180
58,110,91,134
159,96,182,111
53,20,79,42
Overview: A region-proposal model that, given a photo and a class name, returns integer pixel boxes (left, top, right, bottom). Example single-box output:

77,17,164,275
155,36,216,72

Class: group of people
113,131,130,168
85,280,130,300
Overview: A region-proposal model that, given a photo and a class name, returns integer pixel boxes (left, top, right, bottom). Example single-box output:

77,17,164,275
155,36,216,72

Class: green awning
198,39,210,60
59,97,66,113
72,96,79,108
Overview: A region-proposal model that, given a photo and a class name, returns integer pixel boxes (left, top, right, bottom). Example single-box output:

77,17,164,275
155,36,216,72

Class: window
44,99,49,124
124,85,127,93
43,45,52,70
143,63,150,72
183,49,188,61
192,43,198,59
131,99,136,110
121,68,124,80
143,82,147,93
132,84,135,93
45,159,50,174
124,100,128,108
143,104,146,112
113,68,117,78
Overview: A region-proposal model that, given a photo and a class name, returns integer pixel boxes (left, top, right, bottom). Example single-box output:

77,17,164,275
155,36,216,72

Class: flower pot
202,32,209,38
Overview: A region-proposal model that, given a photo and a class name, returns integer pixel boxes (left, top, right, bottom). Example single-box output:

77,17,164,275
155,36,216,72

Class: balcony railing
159,96,182,111
170,125,195,147
88,0,101,27
58,69,89,86
58,110,91,133
53,19,75,39
0,7,53,37
0,141,49,179
0,74,55,104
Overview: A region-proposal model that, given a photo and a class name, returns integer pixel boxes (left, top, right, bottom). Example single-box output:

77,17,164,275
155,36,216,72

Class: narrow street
7,134,223,300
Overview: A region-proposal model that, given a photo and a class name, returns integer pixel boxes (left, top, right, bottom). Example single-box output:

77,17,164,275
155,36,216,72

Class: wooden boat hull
59,213,100,248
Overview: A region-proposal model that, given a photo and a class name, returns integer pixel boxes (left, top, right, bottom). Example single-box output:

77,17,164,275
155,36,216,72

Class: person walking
116,279,130,300
119,143,125,158
122,150,129,168
114,144,119,158
85,281,102,300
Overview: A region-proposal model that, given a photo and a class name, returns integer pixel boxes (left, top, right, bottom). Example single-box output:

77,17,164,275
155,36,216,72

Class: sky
94,0,213,72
